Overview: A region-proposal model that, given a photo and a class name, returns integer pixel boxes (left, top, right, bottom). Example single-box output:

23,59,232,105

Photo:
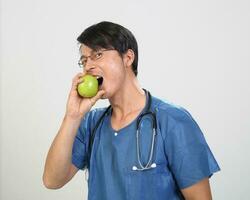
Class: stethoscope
87,89,157,171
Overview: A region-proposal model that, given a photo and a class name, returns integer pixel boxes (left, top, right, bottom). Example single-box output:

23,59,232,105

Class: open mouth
97,77,104,86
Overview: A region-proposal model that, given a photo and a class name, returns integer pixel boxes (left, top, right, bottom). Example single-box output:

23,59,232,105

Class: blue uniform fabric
72,94,220,200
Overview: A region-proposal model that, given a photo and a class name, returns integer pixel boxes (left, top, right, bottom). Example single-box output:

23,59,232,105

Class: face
79,44,129,99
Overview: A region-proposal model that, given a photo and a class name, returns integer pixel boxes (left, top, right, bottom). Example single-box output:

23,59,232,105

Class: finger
71,73,85,90
74,72,85,79
72,72,84,83
89,90,106,105
77,77,84,83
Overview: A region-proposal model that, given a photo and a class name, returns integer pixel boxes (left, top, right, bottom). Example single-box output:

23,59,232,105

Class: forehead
79,44,95,57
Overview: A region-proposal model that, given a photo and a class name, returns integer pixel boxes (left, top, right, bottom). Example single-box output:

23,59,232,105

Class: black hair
77,21,138,76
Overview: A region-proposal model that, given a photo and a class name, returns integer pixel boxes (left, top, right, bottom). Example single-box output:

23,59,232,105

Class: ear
123,49,135,68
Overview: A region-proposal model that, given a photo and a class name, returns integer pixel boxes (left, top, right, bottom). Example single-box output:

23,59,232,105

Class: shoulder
151,95,193,121
150,94,207,147
79,106,110,131
89,106,108,117
84,106,109,122
150,95,201,138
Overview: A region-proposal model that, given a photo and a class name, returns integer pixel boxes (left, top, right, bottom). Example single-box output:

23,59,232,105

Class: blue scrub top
72,93,220,200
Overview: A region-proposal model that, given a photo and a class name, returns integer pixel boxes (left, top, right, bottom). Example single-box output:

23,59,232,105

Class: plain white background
1,0,249,199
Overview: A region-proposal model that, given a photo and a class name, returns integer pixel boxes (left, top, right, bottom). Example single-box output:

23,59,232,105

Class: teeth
95,76,101,79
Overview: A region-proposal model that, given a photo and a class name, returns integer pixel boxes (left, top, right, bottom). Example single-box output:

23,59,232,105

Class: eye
95,52,103,59
82,59,87,65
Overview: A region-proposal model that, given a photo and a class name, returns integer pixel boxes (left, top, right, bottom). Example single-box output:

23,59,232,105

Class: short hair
77,21,138,76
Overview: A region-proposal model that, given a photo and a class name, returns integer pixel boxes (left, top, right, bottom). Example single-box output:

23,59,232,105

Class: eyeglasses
78,49,114,68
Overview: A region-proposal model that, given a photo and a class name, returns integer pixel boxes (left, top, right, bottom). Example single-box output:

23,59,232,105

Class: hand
65,72,105,120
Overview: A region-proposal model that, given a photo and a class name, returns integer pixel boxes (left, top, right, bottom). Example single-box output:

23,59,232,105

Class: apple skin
77,75,98,98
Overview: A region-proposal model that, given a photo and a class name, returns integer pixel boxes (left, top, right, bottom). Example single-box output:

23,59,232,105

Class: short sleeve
71,112,92,170
163,108,220,189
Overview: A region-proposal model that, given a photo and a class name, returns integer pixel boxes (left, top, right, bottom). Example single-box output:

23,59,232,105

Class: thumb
89,90,106,105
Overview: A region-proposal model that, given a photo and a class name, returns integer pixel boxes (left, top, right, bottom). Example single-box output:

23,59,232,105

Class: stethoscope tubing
88,89,157,171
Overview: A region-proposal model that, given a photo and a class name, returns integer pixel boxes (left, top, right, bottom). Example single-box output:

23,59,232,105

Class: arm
162,108,220,199
42,72,105,189
181,178,212,200
42,116,82,189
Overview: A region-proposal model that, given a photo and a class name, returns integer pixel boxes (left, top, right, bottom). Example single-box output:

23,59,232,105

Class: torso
87,95,184,200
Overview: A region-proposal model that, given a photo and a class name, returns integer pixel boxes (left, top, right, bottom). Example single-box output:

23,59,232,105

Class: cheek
105,58,125,82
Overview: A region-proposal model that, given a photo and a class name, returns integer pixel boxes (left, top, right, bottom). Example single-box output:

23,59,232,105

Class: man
43,21,220,200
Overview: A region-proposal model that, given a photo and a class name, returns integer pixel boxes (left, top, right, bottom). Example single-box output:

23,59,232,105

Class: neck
108,76,146,120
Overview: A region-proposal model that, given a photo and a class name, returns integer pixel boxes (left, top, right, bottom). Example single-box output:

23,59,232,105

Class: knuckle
73,73,82,80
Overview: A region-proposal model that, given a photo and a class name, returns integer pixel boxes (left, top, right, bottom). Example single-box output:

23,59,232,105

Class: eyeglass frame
78,48,115,68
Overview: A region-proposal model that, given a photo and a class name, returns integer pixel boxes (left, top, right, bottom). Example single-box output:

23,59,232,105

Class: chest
88,115,177,200
92,115,168,170
110,111,141,132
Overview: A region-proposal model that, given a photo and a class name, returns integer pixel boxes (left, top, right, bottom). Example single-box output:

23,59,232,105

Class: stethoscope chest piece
132,162,157,171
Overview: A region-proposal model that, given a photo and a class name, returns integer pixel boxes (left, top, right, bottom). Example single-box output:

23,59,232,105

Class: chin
100,86,119,100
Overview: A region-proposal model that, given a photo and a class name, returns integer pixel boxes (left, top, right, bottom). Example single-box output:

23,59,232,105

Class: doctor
43,21,220,200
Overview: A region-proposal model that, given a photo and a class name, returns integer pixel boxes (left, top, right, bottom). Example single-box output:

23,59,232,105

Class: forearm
185,196,212,200
43,115,82,188
181,178,212,200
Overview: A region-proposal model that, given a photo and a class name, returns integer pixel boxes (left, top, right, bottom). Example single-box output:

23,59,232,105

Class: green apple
77,75,98,98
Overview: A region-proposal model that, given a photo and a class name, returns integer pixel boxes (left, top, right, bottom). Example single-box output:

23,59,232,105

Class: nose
84,59,96,72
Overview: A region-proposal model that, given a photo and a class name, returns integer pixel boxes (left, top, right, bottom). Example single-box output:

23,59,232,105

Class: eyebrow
80,54,90,60
79,50,96,60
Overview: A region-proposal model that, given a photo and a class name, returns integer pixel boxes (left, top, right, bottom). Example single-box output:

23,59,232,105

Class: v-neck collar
107,90,149,133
